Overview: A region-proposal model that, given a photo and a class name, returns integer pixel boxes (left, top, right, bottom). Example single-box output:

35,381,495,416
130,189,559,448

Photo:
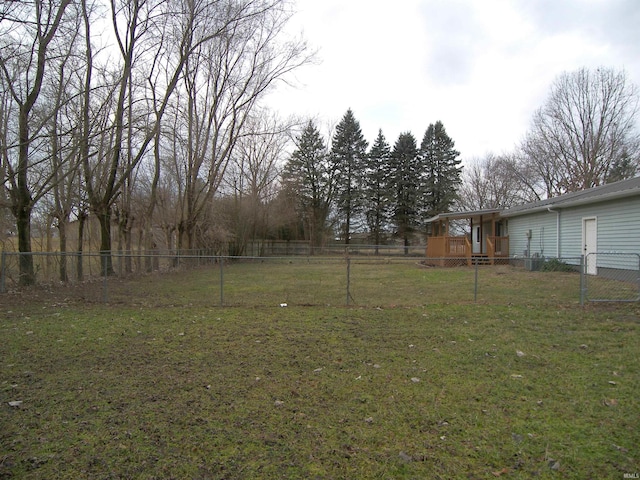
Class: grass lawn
1,262,639,478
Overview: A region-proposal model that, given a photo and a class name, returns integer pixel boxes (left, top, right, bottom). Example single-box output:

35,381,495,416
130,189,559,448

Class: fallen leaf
8,401,23,407
411,377,420,383
516,350,525,357
612,443,629,453
603,398,618,407
398,451,412,462
492,467,509,477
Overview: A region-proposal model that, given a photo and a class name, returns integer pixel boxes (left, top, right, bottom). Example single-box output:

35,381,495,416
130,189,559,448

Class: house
424,208,509,266
502,175,640,276
426,176,640,274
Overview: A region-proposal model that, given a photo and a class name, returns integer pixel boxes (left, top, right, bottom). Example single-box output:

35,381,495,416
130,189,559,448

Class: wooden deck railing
487,236,509,258
426,236,471,258
427,235,509,266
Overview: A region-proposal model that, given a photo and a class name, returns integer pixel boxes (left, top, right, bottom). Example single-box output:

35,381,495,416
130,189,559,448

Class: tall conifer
390,132,419,252
282,121,333,250
419,121,462,220
364,129,392,249
330,109,368,244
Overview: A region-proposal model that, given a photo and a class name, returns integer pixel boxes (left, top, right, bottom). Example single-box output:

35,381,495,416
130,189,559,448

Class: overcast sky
266,0,640,162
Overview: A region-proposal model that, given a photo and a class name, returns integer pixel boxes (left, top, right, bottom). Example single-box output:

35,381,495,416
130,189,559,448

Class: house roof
426,176,640,223
501,175,640,218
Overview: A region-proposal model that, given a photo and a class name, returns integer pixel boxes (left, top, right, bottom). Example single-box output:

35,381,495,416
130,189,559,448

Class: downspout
547,206,560,258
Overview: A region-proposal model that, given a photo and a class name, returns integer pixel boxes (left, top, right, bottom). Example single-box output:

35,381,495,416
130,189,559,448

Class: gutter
547,206,560,258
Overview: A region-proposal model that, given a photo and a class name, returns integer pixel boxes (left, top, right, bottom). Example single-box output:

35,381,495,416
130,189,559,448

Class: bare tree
457,153,539,211
224,111,294,254
173,0,311,250
84,0,224,273
0,0,73,284
521,67,640,197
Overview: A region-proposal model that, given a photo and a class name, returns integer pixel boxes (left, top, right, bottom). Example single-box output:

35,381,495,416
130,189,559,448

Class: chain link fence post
474,257,479,302
102,251,109,303
0,250,6,294
346,256,351,306
219,256,224,307
579,255,585,306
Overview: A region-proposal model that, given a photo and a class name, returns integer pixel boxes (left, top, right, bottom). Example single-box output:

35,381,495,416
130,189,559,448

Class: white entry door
472,226,481,253
583,217,597,275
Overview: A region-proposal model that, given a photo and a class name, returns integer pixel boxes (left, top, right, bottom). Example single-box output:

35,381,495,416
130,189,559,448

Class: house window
476,226,480,242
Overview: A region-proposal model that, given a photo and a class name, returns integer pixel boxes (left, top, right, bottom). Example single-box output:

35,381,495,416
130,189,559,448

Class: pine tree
419,121,462,220
390,132,419,253
282,121,333,251
364,129,392,251
330,109,368,244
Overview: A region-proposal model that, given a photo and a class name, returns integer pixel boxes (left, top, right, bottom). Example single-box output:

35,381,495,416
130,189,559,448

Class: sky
266,0,640,163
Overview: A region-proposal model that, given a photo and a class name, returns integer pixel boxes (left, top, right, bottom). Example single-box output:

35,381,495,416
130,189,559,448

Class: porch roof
424,208,502,224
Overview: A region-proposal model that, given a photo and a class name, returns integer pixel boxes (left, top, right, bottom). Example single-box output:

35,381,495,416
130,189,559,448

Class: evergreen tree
330,109,368,244
390,132,419,253
364,129,393,251
282,121,333,251
419,121,462,220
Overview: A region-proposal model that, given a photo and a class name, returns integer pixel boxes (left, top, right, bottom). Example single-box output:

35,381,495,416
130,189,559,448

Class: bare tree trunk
96,207,114,275
76,210,87,281
58,222,68,282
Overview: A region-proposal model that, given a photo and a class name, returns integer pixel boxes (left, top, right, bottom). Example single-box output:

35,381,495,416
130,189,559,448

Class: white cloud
266,0,640,160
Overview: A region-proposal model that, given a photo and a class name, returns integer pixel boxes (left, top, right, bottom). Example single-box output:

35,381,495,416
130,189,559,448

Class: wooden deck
426,236,509,266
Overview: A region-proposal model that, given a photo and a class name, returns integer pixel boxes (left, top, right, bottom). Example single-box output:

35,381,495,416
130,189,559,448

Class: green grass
86,259,584,307
1,263,639,479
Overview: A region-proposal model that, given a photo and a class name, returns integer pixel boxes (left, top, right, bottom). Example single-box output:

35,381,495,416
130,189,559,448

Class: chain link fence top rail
0,251,610,308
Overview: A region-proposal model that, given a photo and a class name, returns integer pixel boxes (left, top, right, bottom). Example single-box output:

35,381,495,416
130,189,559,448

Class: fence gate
584,252,640,302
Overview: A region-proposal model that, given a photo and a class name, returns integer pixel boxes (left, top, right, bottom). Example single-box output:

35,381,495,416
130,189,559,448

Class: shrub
542,258,577,272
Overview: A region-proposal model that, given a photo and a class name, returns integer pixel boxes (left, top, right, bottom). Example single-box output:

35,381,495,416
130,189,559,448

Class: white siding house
501,176,640,274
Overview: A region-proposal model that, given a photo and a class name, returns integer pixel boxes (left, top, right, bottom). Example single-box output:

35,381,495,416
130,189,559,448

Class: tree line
1,1,638,286
281,112,462,253
0,0,312,284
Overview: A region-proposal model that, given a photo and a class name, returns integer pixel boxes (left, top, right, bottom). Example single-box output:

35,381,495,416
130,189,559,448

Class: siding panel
507,195,640,270
507,212,558,257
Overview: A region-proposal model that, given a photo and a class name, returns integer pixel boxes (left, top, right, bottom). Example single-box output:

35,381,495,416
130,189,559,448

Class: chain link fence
2,250,617,307
583,252,640,302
